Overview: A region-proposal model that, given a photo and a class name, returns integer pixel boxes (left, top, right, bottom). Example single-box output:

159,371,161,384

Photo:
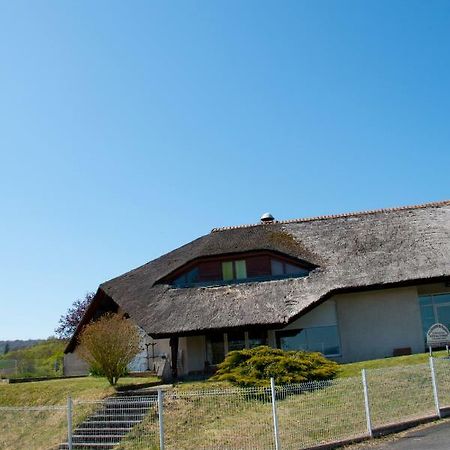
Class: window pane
173,274,187,287
420,304,436,340
271,259,284,276
235,260,247,279
206,333,225,365
227,331,246,351
248,330,267,348
306,326,340,356
185,268,199,285
419,296,432,306
285,263,308,276
277,329,307,351
222,261,234,281
437,305,450,329
433,294,450,305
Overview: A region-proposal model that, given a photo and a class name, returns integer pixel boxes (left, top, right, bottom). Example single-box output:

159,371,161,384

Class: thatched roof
67,200,450,351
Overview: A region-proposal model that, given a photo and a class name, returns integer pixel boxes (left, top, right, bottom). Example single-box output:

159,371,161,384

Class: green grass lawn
2,351,450,450
160,351,450,449
0,375,160,450
338,350,449,378
0,375,159,406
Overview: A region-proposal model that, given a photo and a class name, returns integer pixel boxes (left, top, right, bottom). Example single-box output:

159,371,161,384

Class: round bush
211,346,338,387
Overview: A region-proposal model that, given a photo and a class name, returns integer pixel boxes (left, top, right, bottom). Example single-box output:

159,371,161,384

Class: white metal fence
2,357,450,450
0,358,63,378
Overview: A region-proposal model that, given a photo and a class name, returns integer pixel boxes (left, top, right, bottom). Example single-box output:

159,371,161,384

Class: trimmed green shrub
211,346,338,387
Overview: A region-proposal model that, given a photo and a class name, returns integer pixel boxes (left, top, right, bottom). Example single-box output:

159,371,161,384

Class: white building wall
335,286,424,363
281,300,338,330
128,326,171,372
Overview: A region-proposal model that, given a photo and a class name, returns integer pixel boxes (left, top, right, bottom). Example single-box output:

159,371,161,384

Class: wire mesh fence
164,386,275,450
434,357,450,408
0,360,18,378
3,357,450,450
70,396,160,450
0,358,64,379
0,405,67,450
276,378,367,449
366,362,436,428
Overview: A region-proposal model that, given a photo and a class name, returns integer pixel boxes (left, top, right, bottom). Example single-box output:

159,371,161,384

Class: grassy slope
150,352,450,449
0,375,160,406
164,362,446,450
2,351,449,450
0,376,160,450
338,350,448,377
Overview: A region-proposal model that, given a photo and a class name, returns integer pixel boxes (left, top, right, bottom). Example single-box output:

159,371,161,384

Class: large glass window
419,293,450,343
276,326,340,356
206,333,225,365
277,329,307,351
227,330,246,352
248,330,267,348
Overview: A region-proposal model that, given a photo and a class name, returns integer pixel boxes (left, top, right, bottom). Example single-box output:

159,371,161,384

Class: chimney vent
260,212,275,224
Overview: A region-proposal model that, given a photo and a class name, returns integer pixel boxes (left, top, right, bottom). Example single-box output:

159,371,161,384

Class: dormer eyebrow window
159,251,315,289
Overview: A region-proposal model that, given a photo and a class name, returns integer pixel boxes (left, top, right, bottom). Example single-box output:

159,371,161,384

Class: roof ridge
211,199,450,233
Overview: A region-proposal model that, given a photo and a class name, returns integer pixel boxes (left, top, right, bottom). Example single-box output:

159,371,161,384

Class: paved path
357,421,450,449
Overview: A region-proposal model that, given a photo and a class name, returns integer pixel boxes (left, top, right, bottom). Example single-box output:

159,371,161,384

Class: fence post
361,369,373,438
157,388,165,450
270,377,281,450
429,357,441,418
67,396,73,450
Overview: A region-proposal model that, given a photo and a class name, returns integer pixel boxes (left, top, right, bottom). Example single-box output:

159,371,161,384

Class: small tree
55,292,94,339
3,343,9,355
78,313,140,385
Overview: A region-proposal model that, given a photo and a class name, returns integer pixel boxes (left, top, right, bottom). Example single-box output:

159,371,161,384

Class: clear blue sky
0,1,449,340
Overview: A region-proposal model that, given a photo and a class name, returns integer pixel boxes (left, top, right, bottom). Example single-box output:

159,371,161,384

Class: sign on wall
426,323,450,349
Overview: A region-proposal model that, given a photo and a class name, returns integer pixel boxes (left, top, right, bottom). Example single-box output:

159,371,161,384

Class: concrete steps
58,394,157,450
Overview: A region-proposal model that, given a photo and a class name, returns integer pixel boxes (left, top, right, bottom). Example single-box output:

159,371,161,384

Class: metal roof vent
260,212,275,224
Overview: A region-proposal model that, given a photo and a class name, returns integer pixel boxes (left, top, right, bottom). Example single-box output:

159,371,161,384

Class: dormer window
173,267,199,287
271,259,309,277
222,260,247,281
160,251,315,288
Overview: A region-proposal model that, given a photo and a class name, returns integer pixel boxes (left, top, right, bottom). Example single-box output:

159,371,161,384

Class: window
222,260,247,281
206,333,225,365
222,261,234,281
227,330,246,352
205,330,269,365
271,259,284,276
248,330,267,348
276,326,340,356
419,293,450,343
271,258,308,277
173,268,199,287
165,252,313,288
